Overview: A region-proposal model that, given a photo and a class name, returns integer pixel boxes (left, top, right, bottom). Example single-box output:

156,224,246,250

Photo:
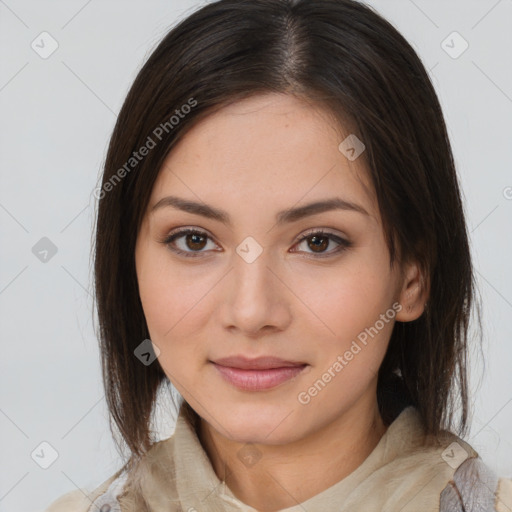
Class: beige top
44,404,512,512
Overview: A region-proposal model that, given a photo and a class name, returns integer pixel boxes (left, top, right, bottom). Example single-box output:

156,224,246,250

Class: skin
135,92,428,511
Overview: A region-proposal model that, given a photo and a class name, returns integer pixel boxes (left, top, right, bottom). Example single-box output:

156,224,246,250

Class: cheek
292,261,395,339
290,256,396,387
137,265,206,384
136,249,215,351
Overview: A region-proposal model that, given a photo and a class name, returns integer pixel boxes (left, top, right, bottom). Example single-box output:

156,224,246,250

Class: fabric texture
44,403,512,512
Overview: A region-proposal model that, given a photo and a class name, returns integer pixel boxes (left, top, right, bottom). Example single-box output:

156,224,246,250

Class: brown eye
185,232,207,251
292,230,351,258
162,228,219,258
307,234,330,253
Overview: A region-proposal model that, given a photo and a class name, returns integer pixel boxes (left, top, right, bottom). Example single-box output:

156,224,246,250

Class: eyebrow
150,195,369,226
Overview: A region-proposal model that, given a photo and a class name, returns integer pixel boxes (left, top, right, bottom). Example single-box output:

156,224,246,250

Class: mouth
210,355,309,391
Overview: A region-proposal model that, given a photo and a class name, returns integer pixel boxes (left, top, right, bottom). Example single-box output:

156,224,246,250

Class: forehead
150,93,377,219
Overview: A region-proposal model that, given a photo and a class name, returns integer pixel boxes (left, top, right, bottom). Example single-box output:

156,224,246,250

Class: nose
220,247,292,337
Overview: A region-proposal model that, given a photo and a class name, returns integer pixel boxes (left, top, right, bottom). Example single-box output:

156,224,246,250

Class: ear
395,261,429,322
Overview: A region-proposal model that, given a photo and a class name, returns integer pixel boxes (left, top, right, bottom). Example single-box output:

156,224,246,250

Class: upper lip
212,355,307,370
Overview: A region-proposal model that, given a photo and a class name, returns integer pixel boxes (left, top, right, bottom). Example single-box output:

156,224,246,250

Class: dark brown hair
93,0,481,465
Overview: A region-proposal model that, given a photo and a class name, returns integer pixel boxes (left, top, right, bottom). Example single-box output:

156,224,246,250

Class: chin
211,400,307,445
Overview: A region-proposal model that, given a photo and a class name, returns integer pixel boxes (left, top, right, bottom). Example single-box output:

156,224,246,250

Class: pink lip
211,356,308,391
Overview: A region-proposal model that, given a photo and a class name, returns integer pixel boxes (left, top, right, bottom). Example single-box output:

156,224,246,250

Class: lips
212,355,306,370
210,355,308,391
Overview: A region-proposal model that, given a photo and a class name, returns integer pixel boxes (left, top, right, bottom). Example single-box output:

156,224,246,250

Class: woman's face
135,92,419,445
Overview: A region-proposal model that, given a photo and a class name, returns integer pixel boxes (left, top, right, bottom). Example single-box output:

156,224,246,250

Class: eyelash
160,228,351,259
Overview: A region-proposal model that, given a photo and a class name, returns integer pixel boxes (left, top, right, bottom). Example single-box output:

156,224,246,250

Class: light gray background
0,1,511,511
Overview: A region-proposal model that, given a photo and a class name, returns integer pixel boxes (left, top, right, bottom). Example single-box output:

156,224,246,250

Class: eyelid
293,227,348,243
165,226,216,242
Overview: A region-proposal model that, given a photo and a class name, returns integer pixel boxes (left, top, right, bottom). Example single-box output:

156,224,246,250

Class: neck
197,398,388,511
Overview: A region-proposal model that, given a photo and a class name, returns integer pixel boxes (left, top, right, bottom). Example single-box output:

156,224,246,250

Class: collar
138,403,465,511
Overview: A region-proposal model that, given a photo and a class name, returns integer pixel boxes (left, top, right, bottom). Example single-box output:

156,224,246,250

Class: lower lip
212,363,307,391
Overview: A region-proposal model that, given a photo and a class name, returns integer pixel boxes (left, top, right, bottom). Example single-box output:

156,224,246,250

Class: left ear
395,260,429,322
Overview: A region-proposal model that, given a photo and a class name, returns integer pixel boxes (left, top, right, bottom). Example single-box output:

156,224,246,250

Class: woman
45,0,512,510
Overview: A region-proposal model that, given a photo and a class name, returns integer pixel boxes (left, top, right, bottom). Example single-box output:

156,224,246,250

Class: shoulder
43,489,89,512
439,456,512,512
496,478,512,512
43,430,183,512
43,471,124,512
